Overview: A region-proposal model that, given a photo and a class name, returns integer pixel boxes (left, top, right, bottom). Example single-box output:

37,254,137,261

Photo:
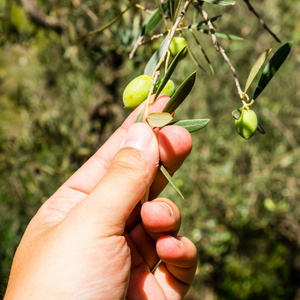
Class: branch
20,0,66,33
195,2,244,99
130,0,192,59
243,0,281,43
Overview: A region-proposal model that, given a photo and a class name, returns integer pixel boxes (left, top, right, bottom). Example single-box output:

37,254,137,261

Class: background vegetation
0,0,299,299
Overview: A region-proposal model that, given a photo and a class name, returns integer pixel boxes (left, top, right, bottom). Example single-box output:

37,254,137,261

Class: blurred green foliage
0,0,300,299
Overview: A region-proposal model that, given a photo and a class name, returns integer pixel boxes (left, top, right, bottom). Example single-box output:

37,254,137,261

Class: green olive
235,109,258,139
169,37,188,58
161,80,175,97
122,75,153,110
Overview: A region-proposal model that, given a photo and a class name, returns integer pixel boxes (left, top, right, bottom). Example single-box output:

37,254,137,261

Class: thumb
65,123,159,236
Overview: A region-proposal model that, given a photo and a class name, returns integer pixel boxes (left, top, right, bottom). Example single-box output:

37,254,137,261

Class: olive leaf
253,41,293,100
189,30,214,74
244,48,272,94
160,164,184,199
202,0,236,5
144,37,169,77
135,108,144,123
194,28,243,41
142,0,170,35
257,123,266,134
163,71,197,114
146,112,173,128
154,45,187,100
169,119,210,132
186,43,206,71
172,0,184,23
89,4,132,35
232,108,242,120
177,15,222,31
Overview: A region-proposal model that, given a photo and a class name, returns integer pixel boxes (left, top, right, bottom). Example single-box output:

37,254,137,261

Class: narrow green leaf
142,0,170,35
154,45,187,100
257,123,266,134
89,5,132,35
202,0,235,5
135,109,144,123
173,0,184,22
146,112,173,128
193,5,200,23
170,119,210,132
186,43,206,72
160,164,184,199
190,30,214,74
244,48,272,94
144,38,169,77
232,108,242,120
163,71,197,114
177,15,222,31
195,28,243,41
253,41,293,100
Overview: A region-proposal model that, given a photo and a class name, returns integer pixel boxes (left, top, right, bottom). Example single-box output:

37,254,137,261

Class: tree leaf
142,1,169,35
202,0,236,5
244,48,272,94
160,164,184,199
173,0,184,22
163,71,197,114
232,108,242,120
170,119,210,132
154,45,187,100
195,28,243,41
144,37,169,77
257,123,266,134
89,4,132,35
253,41,293,100
135,108,144,123
141,0,169,35
186,42,206,71
146,112,173,128
189,30,214,74
177,15,222,31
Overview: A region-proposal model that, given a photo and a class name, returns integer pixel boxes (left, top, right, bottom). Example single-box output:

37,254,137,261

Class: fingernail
153,202,173,217
122,123,155,151
171,236,183,248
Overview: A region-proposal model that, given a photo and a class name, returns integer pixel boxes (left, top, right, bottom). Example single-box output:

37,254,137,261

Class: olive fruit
122,75,153,110
161,80,175,97
169,37,188,58
235,108,258,139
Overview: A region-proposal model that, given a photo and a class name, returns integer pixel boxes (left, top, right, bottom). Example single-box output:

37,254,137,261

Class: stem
142,0,193,121
243,0,281,43
196,2,244,99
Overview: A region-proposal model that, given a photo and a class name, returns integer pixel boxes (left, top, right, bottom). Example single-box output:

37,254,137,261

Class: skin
4,94,197,300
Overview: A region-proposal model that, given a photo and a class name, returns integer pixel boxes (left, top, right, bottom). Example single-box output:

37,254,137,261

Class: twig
195,2,244,99
142,0,193,120
129,36,144,59
20,0,66,33
243,0,281,43
130,0,192,60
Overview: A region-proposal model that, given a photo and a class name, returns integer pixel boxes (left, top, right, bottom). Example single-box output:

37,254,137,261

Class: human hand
4,95,197,300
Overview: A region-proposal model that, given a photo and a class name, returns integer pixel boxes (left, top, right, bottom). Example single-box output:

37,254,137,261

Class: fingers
63,122,159,236
156,236,197,286
129,198,181,270
61,94,170,195
129,198,197,299
149,125,192,200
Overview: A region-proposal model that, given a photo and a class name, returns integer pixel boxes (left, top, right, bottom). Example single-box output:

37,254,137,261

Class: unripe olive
122,75,153,110
235,109,258,139
169,37,188,58
161,80,175,97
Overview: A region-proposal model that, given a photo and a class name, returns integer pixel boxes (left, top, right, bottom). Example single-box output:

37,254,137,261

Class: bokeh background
0,0,299,298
